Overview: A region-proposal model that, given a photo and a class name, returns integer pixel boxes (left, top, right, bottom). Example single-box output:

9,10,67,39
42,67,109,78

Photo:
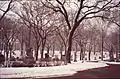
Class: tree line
0,0,120,67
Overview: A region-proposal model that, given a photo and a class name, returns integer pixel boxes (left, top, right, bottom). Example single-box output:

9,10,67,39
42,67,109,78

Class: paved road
42,65,120,79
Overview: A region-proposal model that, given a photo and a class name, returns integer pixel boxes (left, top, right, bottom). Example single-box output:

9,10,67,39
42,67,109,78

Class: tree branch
0,0,13,21
56,0,71,30
75,0,84,22
85,15,120,27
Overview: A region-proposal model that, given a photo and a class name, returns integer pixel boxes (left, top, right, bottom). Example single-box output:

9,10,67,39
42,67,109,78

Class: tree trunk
41,40,46,58
78,41,84,61
109,46,114,61
66,31,73,63
28,26,31,48
66,18,82,63
81,44,84,60
26,25,32,56
93,42,96,60
52,44,55,57
35,44,39,61
5,42,9,67
60,45,63,60
60,51,62,60
74,43,77,62
21,25,24,58
74,52,77,62
64,45,67,56
116,51,119,61
88,45,92,61
6,51,9,67
41,47,44,59
101,42,104,60
101,30,104,61
80,51,82,60
47,46,50,54
21,41,24,57
88,51,91,61
10,50,12,61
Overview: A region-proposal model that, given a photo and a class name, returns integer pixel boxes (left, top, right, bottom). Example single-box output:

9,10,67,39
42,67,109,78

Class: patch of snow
105,62,120,65
0,61,108,78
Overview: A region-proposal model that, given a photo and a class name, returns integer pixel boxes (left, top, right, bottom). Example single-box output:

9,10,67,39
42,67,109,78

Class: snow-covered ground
104,61,120,65
0,61,108,78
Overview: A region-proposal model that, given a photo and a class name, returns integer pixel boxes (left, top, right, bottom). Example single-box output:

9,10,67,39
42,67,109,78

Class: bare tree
15,21,28,58
0,17,17,67
95,18,110,60
41,0,120,63
73,23,86,61
14,1,57,60
55,23,68,59
110,28,120,61
87,22,101,61
104,33,115,61
109,9,120,61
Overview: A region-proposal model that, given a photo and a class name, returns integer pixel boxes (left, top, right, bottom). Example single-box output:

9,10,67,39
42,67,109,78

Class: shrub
23,56,35,67
0,54,5,64
11,61,26,67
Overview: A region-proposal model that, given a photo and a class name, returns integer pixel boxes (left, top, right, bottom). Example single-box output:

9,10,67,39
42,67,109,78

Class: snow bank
105,62,120,65
0,61,108,78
